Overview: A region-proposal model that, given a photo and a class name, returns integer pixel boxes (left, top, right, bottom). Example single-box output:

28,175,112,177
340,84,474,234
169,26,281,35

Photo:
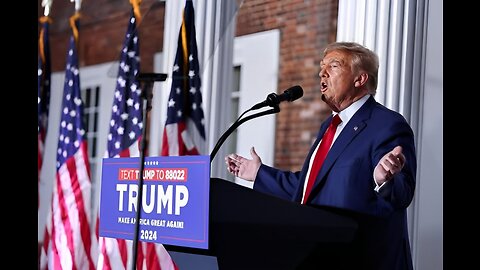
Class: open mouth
321,81,328,92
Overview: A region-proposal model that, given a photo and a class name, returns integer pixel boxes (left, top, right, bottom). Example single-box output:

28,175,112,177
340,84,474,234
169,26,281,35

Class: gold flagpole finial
129,0,142,23
69,12,81,43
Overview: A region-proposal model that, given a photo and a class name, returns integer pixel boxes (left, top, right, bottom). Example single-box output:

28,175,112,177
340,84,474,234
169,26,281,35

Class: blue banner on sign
99,155,210,249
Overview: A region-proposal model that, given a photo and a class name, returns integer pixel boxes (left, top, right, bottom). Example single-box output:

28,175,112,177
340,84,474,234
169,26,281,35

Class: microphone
251,85,303,110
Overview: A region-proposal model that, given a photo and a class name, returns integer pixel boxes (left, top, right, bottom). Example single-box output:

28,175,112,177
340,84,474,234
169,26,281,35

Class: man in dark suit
225,42,416,270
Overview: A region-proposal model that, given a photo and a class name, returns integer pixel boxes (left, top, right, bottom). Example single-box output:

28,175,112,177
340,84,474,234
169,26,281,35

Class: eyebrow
320,58,343,66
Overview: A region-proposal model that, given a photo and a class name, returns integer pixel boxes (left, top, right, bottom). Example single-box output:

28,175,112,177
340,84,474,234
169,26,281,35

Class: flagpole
131,73,167,270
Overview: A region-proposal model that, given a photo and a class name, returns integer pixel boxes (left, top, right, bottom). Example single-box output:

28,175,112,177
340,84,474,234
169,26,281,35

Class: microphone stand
131,73,166,270
210,105,280,163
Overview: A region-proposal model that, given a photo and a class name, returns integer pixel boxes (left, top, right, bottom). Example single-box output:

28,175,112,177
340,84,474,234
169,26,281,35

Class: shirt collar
334,94,370,126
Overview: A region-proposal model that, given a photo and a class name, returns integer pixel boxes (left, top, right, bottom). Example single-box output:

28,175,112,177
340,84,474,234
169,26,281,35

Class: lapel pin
354,126,358,131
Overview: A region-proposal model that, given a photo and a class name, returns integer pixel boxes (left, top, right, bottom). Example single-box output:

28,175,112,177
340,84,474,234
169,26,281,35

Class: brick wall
38,0,338,171
236,0,338,170
38,0,164,72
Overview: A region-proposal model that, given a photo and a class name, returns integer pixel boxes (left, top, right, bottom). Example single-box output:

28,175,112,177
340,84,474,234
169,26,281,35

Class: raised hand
374,145,406,185
225,147,262,181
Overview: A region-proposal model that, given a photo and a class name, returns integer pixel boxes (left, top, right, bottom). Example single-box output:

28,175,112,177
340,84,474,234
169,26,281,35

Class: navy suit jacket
254,96,416,270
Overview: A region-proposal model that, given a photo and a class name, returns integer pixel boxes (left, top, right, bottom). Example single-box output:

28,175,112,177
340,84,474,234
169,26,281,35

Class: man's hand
225,147,262,181
374,146,406,186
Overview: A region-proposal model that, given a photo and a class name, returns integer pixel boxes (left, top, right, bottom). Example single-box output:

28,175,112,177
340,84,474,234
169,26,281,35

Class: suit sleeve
253,164,301,201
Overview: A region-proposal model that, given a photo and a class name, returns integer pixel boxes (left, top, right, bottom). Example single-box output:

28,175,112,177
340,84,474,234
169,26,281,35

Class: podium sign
99,155,210,249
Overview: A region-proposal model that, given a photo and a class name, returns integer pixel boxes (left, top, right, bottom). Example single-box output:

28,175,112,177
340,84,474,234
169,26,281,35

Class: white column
336,1,443,269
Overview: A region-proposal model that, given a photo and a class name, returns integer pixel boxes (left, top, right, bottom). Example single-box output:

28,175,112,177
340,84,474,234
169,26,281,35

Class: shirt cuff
373,172,386,192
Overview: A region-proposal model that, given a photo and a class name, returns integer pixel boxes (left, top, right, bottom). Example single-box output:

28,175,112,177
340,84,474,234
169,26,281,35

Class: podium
164,178,359,270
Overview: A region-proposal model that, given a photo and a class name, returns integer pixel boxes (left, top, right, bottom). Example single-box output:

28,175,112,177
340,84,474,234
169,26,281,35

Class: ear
354,73,368,88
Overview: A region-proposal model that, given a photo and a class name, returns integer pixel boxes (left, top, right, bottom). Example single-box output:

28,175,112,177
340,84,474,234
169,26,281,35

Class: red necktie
303,114,342,204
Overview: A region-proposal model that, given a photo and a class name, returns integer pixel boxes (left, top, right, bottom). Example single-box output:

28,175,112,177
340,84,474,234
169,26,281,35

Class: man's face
318,50,361,112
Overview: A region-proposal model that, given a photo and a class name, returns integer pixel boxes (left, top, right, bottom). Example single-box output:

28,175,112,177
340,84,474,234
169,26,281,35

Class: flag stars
67,123,73,131
117,126,125,135
118,77,126,88
106,13,143,158
38,68,43,76
173,64,179,72
189,54,194,61
192,103,197,110
70,110,77,117
189,70,195,78
168,98,175,107
74,97,82,106
176,87,181,94
177,110,182,118
190,87,196,94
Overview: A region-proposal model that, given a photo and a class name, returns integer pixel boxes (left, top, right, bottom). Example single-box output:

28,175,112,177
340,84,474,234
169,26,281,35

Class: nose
318,67,327,78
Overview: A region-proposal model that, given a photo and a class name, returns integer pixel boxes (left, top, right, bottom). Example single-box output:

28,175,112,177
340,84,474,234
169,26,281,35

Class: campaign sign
99,155,210,249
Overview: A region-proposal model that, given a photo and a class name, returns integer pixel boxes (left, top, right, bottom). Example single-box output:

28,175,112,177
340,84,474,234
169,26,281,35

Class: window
225,65,241,182
81,85,100,188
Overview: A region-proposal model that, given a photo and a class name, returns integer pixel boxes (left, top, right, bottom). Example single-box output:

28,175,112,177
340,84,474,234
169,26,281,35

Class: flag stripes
40,13,96,270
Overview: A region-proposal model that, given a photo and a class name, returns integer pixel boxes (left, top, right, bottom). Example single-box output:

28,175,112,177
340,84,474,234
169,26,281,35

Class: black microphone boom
136,73,168,82
251,85,303,110
210,85,302,162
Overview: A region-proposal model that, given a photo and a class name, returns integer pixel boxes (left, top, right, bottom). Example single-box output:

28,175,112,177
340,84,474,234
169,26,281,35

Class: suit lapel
310,96,376,194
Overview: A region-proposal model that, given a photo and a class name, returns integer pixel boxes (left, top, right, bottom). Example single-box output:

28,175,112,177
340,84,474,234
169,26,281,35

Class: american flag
40,14,96,270
38,16,51,210
161,0,206,156
97,10,178,270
